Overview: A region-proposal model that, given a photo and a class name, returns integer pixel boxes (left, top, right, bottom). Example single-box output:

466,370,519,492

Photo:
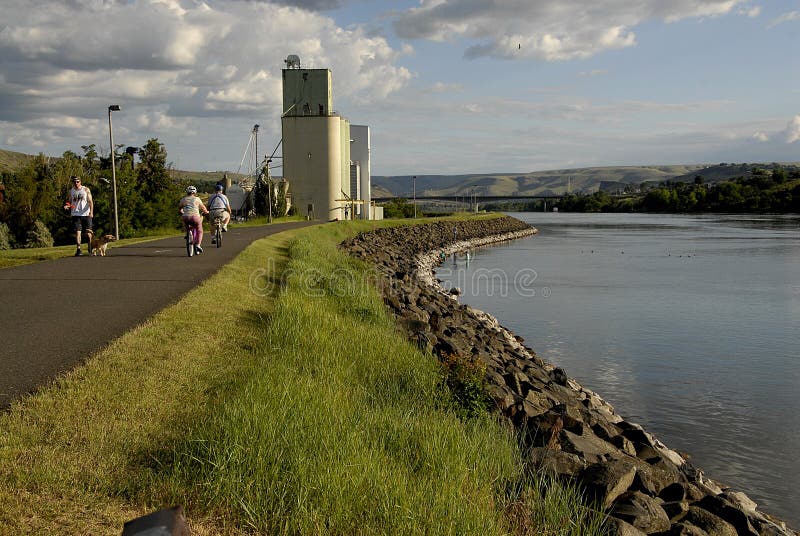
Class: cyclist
179,185,209,254
207,184,232,232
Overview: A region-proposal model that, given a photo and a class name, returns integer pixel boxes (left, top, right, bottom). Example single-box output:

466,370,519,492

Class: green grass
0,219,606,535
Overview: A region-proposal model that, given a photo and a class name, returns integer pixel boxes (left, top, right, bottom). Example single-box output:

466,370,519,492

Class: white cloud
738,6,761,18
784,116,800,144
393,0,746,60
752,131,768,142
429,82,463,92
0,0,411,151
768,11,800,28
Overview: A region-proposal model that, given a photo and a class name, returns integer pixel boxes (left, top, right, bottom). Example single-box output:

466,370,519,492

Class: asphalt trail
0,221,315,410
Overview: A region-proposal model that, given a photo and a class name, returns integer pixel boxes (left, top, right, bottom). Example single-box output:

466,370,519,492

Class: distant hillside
372,163,800,198
0,148,40,174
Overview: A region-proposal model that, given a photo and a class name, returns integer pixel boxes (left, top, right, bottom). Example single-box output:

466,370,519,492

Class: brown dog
90,233,117,256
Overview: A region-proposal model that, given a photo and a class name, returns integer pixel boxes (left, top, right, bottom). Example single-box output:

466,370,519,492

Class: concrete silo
281,59,349,221
350,125,371,219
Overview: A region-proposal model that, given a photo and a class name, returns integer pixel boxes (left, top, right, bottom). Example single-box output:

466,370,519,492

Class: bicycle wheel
186,230,194,257
215,224,222,248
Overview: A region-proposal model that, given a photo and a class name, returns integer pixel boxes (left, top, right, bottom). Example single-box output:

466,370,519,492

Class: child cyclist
179,185,209,254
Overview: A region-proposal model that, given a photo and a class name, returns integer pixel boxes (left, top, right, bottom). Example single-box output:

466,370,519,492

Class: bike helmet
215,184,224,192
186,185,197,194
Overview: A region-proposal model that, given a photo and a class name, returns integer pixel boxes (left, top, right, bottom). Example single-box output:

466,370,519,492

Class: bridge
371,194,566,203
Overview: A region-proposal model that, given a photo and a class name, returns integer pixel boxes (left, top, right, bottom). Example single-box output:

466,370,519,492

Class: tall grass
0,220,606,535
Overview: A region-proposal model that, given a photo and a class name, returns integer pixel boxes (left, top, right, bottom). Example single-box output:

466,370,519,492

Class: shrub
24,220,54,248
440,352,490,419
0,222,12,249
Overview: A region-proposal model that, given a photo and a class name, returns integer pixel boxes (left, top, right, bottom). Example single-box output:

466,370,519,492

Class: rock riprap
340,215,797,536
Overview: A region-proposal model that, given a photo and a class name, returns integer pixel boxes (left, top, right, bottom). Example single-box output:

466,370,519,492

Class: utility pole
266,158,273,223
252,124,259,183
412,175,416,219
107,104,121,240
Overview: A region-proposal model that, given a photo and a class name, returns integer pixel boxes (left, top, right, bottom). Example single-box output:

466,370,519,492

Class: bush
0,222,12,250
440,352,490,419
24,220,54,248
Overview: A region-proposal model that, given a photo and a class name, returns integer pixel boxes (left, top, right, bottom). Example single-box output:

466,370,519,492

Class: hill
0,148,39,174
372,163,800,198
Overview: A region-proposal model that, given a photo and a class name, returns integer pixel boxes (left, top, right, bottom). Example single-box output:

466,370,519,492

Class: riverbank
341,215,798,535
0,219,605,535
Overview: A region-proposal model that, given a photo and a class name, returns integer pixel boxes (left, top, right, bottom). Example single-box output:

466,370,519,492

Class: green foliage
440,353,490,419
272,179,288,217
555,166,800,214
0,139,184,247
24,220,54,248
136,138,171,199
0,222,12,250
382,197,417,218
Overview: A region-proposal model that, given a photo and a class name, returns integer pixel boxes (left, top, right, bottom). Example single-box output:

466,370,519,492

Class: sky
1,0,799,176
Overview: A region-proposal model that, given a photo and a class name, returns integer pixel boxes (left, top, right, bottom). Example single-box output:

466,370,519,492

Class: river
436,212,800,527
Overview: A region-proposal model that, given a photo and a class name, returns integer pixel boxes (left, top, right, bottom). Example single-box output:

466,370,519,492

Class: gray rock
663,500,689,520
610,491,671,533
659,482,688,503
560,429,617,463
529,447,586,478
580,459,637,508
607,517,648,536
695,495,759,536
680,506,737,536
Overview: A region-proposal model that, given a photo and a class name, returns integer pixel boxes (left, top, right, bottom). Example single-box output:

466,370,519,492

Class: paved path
0,221,315,410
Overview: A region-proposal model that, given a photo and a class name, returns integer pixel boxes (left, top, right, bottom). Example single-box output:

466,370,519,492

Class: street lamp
108,104,121,240
266,158,273,223
412,175,416,219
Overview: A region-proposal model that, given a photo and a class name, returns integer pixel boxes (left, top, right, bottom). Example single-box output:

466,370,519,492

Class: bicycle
185,228,194,257
211,215,223,248
183,217,204,257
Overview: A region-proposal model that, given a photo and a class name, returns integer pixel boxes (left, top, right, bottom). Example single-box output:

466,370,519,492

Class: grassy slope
0,148,38,174
0,219,606,535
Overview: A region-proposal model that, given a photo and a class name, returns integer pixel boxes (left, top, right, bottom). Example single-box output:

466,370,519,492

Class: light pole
412,175,416,219
253,124,259,183
107,105,121,240
266,158,273,223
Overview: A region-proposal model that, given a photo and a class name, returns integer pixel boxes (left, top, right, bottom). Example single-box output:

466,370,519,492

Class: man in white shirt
64,176,93,256
207,184,231,232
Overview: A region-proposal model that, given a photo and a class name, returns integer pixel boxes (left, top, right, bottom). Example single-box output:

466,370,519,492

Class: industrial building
280,55,377,220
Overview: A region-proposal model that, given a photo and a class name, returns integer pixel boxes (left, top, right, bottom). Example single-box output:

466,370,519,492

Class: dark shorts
72,216,93,232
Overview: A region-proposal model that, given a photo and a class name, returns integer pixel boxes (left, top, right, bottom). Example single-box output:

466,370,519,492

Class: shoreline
342,215,797,535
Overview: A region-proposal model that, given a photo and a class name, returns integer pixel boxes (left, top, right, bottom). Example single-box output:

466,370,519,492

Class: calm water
436,213,800,526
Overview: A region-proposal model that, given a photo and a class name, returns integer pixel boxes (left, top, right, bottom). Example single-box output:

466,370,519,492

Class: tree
137,139,171,200
272,179,288,217
382,198,415,218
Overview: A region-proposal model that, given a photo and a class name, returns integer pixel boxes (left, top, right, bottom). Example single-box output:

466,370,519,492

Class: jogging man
65,176,93,256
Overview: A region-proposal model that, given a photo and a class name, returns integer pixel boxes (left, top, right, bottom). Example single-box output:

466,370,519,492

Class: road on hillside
0,221,315,410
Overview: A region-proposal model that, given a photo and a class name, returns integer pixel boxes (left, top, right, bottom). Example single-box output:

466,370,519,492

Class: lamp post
108,105,121,240
412,175,416,219
253,124,259,184
266,158,273,223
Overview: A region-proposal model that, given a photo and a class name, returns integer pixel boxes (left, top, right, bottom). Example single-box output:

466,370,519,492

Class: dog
89,232,117,256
